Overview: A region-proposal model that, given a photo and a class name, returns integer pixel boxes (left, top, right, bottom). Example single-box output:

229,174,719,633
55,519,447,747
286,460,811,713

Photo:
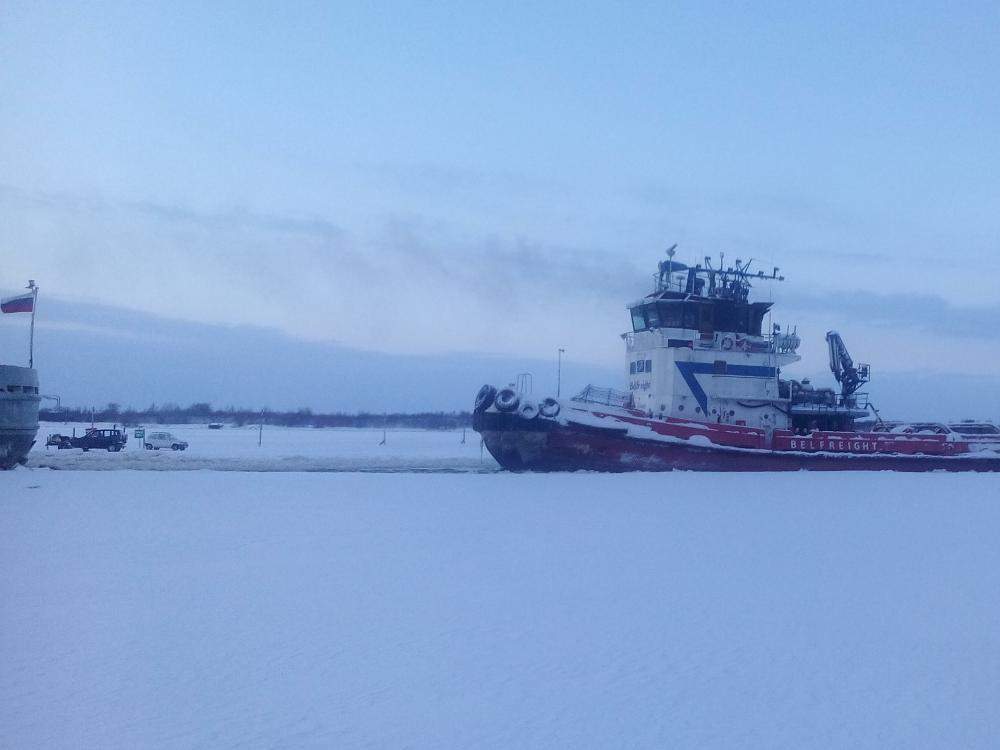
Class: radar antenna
657,243,682,291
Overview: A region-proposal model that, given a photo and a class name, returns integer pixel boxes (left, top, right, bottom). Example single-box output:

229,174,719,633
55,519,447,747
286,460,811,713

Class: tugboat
473,249,1000,472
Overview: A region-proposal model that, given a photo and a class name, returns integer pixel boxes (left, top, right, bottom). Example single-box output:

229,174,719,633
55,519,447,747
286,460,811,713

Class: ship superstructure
625,248,873,433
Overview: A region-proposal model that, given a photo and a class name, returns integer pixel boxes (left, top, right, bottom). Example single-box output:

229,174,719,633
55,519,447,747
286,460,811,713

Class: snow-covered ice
3,465,999,749
29,422,497,472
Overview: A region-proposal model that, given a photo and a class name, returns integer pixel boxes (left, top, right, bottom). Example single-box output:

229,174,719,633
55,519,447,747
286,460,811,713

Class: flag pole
27,280,37,369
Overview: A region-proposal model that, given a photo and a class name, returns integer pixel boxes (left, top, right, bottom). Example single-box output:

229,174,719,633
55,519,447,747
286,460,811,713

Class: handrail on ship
572,385,634,409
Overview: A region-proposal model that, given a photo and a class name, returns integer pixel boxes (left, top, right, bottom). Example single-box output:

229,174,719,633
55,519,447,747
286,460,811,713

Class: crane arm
825,331,869,398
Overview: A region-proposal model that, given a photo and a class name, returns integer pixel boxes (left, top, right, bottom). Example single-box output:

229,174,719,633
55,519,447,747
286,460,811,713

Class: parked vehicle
46,433,74,449
46,427,128,451
84,428,129,451
144,431,188,451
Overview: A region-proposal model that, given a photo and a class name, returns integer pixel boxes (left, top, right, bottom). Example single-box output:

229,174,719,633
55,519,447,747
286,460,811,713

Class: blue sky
1,1,998,413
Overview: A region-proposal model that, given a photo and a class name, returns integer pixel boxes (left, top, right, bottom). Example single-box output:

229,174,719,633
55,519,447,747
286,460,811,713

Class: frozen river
3,430,1000,748
29,422,498,472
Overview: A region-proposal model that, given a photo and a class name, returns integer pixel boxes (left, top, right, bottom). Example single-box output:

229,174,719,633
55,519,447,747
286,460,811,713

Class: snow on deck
2,468,999,749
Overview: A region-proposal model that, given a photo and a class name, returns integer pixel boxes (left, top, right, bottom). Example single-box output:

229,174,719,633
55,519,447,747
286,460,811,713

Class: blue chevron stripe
675,362,777,415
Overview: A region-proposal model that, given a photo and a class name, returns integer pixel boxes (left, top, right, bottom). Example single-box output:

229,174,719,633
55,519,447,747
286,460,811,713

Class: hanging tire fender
519,399,539,419
474,384,497,413
494,388,520,412
539,397,560,418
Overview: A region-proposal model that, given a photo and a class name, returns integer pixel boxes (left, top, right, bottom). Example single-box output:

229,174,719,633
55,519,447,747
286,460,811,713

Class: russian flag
1,292,34,314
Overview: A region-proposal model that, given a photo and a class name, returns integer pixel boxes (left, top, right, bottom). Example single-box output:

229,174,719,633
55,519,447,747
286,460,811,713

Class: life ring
474,384,496,413
721,335,735,351
494,388,520,413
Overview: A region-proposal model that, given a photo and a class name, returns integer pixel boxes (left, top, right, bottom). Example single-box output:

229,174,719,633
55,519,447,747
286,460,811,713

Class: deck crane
825,331,870,401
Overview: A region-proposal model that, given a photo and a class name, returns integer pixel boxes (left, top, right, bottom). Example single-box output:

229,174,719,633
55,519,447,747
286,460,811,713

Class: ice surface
30,422,498,472
2,468,1000,749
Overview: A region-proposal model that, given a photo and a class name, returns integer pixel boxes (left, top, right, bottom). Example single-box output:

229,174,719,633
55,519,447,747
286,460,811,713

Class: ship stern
0,365,41,469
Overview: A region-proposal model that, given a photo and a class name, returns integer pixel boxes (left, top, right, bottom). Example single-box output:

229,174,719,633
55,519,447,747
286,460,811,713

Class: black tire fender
494,388,520,413
539,397,560,418
474,384,497,413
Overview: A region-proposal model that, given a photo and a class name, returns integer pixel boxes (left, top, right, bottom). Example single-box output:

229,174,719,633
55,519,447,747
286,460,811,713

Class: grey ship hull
0,365,40,469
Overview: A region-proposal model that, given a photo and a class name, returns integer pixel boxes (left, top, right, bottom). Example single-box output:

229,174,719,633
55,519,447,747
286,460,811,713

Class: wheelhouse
629,298,771,336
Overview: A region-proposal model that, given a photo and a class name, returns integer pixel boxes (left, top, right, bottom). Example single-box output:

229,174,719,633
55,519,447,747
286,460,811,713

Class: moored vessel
0,364,40,469
2,282,41,469
473,250,1000,472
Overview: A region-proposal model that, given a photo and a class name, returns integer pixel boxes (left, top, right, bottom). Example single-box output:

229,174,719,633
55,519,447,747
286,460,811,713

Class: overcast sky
2,1,998,414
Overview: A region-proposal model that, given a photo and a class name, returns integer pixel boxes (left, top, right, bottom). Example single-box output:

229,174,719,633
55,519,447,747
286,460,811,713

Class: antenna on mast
657,243,680,291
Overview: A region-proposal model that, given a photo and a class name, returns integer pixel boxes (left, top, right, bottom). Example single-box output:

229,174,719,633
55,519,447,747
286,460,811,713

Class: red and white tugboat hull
474,403,1000,472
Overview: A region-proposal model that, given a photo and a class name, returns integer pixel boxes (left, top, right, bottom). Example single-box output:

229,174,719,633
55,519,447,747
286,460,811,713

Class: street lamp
557,348,566,397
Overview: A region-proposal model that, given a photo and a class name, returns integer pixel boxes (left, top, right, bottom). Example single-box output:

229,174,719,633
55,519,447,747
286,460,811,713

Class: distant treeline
40,402,472,430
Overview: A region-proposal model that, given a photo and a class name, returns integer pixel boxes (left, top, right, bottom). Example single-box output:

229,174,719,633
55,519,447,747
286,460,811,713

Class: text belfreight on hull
473,249,1000,472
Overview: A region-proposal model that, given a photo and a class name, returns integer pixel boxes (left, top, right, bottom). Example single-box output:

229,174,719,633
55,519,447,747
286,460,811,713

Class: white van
144,431,189,451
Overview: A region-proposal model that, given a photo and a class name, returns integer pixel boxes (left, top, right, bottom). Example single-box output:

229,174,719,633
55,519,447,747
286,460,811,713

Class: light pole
557,348,565,397
27,281,37,368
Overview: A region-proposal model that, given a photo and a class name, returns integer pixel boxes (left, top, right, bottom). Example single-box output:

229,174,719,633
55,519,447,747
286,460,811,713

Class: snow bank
3,470,999,749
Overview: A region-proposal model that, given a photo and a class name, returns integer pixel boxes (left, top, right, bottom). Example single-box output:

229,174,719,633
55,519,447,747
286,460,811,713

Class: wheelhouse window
660,303,683,328
699,304,714,334
714,303,752,334
683,304,697,329
631,308,646,332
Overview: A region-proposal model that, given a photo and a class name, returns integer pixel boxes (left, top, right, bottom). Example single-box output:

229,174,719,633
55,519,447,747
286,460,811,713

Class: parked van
144,431,188,451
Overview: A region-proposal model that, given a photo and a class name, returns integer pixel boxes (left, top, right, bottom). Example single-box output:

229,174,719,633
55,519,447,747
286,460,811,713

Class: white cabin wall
624,328,795,429
625,331,670,414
